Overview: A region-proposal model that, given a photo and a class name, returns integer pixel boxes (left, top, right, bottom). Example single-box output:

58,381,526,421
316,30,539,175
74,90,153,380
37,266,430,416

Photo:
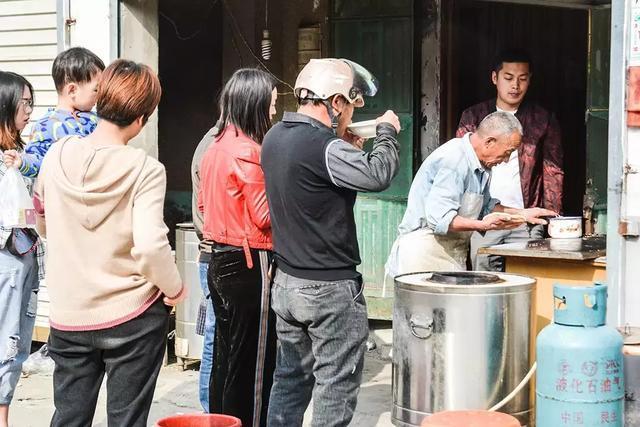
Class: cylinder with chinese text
536,283,624,426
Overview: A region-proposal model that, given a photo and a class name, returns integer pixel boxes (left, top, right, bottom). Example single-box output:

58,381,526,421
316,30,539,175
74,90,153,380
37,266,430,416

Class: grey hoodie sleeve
191,128,215,239
325,123,400,192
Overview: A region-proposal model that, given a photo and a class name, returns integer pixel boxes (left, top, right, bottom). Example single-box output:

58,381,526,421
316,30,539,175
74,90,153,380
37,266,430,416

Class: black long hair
218,68,275,144
0,71,33,150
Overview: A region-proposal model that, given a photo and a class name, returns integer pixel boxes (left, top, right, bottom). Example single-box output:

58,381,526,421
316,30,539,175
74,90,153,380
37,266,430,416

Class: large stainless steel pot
175,223,204,364
392,271,536,426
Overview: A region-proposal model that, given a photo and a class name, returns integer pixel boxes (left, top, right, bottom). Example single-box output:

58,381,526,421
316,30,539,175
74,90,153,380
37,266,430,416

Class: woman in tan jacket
34,60,184,427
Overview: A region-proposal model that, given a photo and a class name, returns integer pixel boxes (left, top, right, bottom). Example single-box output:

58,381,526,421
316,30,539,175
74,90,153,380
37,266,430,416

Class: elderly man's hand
521,207,558,225
3,150,22,169
481,213,523,231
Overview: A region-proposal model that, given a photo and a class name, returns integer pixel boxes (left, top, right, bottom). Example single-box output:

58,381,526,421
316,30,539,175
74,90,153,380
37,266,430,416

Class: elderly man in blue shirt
386,111,556,276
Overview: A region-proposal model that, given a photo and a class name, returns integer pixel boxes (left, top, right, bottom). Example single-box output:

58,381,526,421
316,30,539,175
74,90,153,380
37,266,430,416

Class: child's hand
3,150,22,168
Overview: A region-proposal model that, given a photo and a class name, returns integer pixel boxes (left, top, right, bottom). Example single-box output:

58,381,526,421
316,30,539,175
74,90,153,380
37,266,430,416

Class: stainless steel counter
477,235,606,261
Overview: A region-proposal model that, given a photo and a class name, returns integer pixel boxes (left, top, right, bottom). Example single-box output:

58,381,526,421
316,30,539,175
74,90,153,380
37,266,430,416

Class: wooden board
505,256,607,334
0,60,53,76
0,13,56,31
0,28,57,46
0,44,57,61
32,324,50,343
0,0,56,17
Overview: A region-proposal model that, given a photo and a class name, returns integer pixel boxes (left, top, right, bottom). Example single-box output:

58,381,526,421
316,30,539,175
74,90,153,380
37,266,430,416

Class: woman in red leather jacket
198,68,277,427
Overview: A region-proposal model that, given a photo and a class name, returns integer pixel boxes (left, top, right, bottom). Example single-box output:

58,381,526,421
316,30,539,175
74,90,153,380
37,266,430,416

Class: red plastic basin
422,411,520,427
155,413,242,427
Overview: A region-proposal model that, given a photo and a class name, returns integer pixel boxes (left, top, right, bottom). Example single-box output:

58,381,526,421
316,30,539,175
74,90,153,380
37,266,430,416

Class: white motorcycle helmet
294,58,379,108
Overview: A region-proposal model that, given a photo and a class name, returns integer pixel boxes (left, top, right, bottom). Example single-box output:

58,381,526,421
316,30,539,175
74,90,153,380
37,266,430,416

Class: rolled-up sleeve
425,167,465,235
482,197,500,218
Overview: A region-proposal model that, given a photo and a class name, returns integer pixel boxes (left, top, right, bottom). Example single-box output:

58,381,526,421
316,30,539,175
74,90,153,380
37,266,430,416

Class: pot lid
176,222,195,230
428,272,503,285
618,326,640,345
394,271,536,295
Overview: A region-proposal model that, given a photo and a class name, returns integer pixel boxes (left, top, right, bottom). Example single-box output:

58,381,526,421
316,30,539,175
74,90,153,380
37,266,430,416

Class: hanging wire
159,0,220,41
221,0,295,92
229,21,244,68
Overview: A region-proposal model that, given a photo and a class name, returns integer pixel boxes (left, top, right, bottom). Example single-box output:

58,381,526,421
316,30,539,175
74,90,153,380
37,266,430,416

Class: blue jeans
0,248,38,405
267,269,369,427
199,261,215,412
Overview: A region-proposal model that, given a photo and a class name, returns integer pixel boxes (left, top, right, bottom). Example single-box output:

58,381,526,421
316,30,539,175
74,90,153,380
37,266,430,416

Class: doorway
157,0,224,244
443,0,592,215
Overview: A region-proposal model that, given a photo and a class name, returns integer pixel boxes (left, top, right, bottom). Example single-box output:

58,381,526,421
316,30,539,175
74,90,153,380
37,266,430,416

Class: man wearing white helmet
262,58,401,426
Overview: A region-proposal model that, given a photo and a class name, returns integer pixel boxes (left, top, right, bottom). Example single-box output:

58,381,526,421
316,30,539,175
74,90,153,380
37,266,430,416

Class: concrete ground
10,327,394,427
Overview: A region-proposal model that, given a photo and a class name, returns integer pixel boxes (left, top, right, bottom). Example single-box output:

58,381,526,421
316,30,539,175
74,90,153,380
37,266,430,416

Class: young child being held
4,47,104,177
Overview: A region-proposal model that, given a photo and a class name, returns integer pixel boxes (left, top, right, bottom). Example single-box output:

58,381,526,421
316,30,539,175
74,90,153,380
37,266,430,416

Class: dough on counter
483,212,527,223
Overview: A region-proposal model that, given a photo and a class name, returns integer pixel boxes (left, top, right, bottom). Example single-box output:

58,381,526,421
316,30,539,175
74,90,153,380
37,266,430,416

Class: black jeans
208,248,276,427
48,297,169,427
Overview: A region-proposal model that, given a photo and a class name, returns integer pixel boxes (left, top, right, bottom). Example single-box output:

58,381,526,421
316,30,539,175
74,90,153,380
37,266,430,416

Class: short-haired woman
198,68,277,426
34,60,185,427
0,71,40,427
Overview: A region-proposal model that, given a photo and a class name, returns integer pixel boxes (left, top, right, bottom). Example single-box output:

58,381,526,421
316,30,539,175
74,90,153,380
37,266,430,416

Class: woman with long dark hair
198,68,277,427
0,71,40,427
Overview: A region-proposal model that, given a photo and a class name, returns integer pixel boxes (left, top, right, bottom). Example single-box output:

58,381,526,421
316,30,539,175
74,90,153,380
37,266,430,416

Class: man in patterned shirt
7,47,104,178
456,49,564,271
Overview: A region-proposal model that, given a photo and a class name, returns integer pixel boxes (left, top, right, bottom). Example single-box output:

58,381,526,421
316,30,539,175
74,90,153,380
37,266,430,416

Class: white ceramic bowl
549,238,583,251
347,120,377,139
548,216,583,239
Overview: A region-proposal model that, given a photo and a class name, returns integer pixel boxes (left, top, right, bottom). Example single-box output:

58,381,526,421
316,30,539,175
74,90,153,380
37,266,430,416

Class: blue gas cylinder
536,283,624,426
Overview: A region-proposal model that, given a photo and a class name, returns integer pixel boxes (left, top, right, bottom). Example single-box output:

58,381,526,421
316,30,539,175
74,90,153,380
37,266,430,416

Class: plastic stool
422,410,520,427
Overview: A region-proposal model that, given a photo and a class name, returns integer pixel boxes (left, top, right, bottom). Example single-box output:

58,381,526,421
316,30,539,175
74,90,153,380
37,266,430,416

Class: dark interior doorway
158,0,223,242
443,0,589,215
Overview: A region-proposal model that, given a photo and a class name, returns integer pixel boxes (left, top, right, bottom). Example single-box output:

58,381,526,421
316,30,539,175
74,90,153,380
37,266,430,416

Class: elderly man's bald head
476,111,523,139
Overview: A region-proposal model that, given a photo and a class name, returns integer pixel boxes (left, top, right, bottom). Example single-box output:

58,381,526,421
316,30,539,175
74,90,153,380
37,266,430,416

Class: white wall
0,0,117,136
63,0,118,64
420,0,442,161
0,0,59,127
120,0,159,158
